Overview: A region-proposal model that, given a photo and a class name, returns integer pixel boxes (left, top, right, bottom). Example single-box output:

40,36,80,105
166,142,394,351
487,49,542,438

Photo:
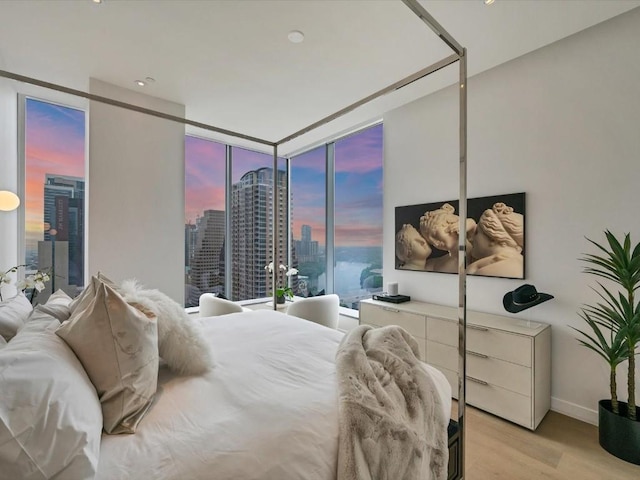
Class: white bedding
96,310,451,480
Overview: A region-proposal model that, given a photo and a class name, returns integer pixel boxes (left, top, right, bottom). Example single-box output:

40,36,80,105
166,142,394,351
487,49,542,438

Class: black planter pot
599,399,640,465
276,294,285,304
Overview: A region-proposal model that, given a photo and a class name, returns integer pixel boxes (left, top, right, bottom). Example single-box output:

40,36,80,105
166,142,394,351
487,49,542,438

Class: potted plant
572,230,640,464
264,262,298,304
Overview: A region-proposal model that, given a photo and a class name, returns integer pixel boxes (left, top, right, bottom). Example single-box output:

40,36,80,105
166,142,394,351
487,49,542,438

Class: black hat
503,284,554,313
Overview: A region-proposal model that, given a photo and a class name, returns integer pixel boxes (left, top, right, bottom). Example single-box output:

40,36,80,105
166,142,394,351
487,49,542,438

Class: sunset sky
185,123,383,247
26,97,382,252
25,98,85,253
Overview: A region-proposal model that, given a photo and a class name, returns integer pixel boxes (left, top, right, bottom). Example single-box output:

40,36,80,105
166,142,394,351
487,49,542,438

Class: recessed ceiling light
484,0,495,5
145,77,156,83
135,80,146,87
287,30,305,44
92,0,103,4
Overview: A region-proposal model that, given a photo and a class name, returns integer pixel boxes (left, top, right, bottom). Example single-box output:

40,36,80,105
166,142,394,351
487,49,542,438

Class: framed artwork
394,192,525,279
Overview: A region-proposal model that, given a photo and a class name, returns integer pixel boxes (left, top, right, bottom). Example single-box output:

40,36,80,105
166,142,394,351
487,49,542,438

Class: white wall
88,79,185,303
383,8,640,425
0,78,18,298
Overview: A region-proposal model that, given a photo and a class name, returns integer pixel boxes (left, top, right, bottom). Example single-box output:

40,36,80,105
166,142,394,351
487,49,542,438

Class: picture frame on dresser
395,192,525,279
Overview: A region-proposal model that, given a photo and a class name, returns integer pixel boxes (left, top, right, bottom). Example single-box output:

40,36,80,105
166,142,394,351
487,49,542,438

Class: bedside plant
572,230,640,464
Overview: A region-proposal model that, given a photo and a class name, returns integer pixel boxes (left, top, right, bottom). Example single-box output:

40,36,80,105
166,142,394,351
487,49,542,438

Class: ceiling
0,0,638,155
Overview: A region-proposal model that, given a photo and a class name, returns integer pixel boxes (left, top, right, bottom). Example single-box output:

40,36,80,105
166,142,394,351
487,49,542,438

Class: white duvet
96,310,451,480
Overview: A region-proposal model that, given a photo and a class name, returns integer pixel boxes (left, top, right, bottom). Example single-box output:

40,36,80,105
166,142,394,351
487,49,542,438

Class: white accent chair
286,294,340,329
199,293,244,317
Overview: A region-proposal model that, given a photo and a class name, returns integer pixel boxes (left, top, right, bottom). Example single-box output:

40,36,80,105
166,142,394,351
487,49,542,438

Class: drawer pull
382,307,400,313
468,325,489,332
467,376,489,386
467,351,488,359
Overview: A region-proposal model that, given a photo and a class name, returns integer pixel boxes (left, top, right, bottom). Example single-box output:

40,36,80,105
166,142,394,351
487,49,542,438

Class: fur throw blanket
336,325,448,480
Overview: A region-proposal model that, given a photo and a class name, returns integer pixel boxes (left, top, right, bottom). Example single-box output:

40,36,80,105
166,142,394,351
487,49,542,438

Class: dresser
359,298,551,430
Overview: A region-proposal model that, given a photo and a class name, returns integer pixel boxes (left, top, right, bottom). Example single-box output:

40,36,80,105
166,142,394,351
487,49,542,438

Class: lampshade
0,190,20,211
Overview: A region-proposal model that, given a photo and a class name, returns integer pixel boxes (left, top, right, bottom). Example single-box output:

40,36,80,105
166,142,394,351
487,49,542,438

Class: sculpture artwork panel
395,193,525,279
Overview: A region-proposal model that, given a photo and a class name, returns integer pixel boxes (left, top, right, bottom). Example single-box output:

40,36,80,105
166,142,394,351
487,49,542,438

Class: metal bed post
457,47,468,480
272,144,279,310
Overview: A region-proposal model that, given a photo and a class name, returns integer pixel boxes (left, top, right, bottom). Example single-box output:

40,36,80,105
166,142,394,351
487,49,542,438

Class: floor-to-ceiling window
184,123,381,310
334,123,384,309
290,146,326,297
184,135,226,307
23,97,86,303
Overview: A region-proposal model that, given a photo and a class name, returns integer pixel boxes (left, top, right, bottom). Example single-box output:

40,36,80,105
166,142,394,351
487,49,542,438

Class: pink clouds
24,100,85,243
185,136,226,223
335,224,383,247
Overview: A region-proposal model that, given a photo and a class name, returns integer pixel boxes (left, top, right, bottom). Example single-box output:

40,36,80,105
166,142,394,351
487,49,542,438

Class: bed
97,310,452,480
0,290,452,480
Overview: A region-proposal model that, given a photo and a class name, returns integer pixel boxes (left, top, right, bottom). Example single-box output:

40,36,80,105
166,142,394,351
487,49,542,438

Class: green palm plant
574,231,640,420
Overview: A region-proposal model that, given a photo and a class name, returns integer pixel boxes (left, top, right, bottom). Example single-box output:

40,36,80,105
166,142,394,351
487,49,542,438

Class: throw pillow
27,289,74,323
0,292,33,341
68,272,117,313
46,289,73,306
119,279,213,375
0,317,103,479
56,282,159,434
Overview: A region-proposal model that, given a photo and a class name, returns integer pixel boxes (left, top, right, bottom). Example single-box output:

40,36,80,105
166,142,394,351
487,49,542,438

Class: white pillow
56,281,159,435
0,317,103,479
0,292,33,341
46,289,73,307
119,279,213,375
27,289,74,324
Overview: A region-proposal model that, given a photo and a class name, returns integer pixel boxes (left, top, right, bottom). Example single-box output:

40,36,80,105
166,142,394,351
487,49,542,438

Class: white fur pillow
119,279,213,375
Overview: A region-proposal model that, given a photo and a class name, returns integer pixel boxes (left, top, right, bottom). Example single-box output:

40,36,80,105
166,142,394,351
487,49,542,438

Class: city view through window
24,98,86,303
186,123,383,309
23,99,381,310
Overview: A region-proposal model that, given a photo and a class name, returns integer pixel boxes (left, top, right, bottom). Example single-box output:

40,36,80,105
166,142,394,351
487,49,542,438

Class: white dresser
359,298,551,430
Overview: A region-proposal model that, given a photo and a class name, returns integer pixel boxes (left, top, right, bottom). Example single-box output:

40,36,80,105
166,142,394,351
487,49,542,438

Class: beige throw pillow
68,272,117,313
56,282,159,434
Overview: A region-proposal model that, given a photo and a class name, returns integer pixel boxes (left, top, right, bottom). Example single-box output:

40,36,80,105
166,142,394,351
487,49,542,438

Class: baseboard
551,397,598,426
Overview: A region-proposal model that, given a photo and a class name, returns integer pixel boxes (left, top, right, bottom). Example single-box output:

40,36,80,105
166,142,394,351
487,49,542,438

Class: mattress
96,310,451,480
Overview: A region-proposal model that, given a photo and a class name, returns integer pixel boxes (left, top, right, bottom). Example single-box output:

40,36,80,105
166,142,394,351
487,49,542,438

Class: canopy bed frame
0,0,469,477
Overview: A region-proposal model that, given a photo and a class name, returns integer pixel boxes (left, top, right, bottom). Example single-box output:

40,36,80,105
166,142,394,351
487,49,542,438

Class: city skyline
26,104,381,249
25,98,85,256
185,124,383,247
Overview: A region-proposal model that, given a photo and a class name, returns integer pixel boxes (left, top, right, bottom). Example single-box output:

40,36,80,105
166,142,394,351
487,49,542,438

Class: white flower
279,264,287,271
286,268,298,276
34,280,46,292
265,262,274,273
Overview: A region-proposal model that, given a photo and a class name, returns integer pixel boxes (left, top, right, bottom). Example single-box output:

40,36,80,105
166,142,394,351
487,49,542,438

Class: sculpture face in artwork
420,203,476,273
467,202,524,278
395,224,432,270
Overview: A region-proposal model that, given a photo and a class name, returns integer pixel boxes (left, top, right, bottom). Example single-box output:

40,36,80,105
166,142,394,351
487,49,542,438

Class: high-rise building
231,167,288,301
38,174,85,301
186,209,225,306
294,224,319,262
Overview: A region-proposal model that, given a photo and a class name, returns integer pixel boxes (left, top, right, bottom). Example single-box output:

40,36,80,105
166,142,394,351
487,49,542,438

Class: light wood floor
456,404,640,479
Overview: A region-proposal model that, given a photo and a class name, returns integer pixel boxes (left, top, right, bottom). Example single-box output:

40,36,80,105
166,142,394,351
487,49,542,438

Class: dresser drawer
467,378,532,429
427,317,457,347
467,353,532,396
467,326,532,367
427,340,458,371
428,342,532,396
360,303,425,338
